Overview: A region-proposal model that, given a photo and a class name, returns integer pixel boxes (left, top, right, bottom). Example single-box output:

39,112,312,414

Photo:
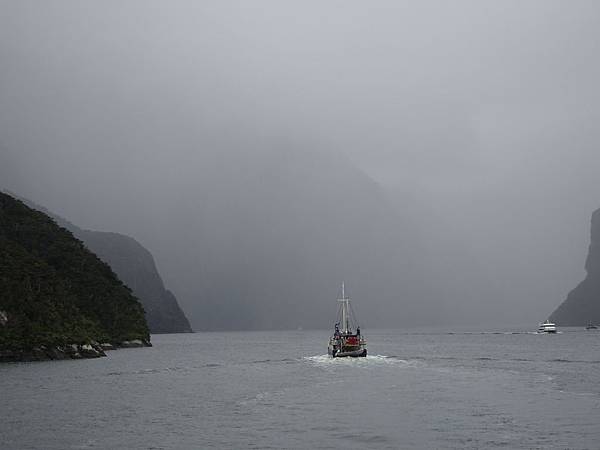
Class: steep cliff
550,209,600,325
0,192,150,360
74,231,192,333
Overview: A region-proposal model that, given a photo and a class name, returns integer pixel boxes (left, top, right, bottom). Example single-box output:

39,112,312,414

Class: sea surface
2,328,600,449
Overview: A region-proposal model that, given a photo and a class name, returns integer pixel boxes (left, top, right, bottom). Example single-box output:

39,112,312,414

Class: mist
2,0,600,329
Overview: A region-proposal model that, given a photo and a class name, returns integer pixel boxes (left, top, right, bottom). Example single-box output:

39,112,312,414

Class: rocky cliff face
550,209,600,325
16,195,192,334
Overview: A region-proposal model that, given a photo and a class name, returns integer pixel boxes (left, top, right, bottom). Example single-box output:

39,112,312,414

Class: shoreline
0,339,152,363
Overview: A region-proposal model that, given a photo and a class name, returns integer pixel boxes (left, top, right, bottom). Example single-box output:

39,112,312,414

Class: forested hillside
0,192,150,358
17,195,192,334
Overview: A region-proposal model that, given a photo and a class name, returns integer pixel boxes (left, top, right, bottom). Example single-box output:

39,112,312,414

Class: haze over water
2,3,600,448
2,1,600,328
2,329,599,449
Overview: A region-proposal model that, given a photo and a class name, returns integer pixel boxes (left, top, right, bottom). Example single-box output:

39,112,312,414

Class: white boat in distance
538,320,557,333
328,283,367,358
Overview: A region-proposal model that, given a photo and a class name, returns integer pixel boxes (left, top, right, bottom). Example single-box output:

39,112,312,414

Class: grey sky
1,1,600,328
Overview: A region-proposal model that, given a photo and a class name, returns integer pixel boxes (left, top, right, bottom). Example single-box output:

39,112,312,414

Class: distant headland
550,208,600,325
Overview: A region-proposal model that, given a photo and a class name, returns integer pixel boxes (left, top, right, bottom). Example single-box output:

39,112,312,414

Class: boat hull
328,343,367,358
331,348,367,358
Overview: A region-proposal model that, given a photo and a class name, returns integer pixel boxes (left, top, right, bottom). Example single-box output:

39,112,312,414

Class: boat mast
338,282,350,334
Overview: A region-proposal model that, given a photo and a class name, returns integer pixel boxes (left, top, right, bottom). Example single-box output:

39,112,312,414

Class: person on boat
356,327,361,337
334,323,340,338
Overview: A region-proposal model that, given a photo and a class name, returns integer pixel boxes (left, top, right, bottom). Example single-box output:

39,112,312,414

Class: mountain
550,208,600,325
0,192,150,360
15,195,192,334
4,141,432,331
104,143,428,331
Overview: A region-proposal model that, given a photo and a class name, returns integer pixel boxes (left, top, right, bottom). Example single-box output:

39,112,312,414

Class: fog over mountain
1,1,600,329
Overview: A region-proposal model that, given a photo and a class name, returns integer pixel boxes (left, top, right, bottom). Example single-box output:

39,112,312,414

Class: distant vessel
538,320,557,333
328,283,367,358
585,323,598,330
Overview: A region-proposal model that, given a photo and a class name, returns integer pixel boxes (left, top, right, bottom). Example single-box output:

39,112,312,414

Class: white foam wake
303,354,409,366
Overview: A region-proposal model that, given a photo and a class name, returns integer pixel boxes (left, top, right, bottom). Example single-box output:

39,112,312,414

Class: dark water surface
2,328,600,449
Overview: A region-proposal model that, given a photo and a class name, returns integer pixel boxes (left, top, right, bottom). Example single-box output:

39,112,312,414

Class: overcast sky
2,1,600,328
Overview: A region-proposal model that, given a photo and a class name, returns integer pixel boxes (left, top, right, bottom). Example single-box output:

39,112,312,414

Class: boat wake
303,354,411,366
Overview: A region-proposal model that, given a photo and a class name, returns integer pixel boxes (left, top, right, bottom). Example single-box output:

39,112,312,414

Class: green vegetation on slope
0,192,149,350
17,195,193,334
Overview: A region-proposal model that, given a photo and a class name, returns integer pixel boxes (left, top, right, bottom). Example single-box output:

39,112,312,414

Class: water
2,328,600,449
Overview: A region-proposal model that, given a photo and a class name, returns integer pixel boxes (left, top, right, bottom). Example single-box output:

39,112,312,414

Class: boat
537,320,557,333
585,323,598,330
327,283,367,358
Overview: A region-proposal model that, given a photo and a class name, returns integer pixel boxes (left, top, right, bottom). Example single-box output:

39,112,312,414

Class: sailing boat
327,283,367,358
